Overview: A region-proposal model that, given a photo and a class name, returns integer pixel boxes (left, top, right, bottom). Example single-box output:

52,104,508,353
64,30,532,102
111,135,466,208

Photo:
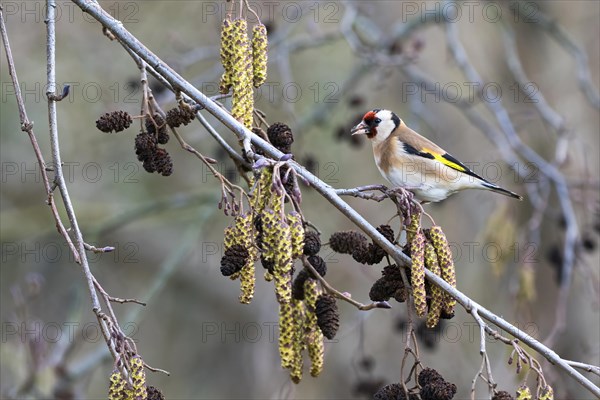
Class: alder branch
64,1,600,396
44,0,123,370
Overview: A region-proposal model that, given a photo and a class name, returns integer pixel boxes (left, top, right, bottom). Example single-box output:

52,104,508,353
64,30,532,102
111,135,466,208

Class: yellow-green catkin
108,370,126,400
410,231,427,317
260,208,278,262
236,212,256,304
130,356,147,400
273,219,293,303
252,168,273,214
287,211,305,259
428,226,456,314
231,18,254,128
219,18,234,94
303,278,319,325
307,327,324,377
271,190,284,216
278,302,295,369
223,225,236,250
303,278,324,377
251,23,268,88
290,299,306,384
223,211,256,289
406,211,421,243
424,241,443,328
516,384,532,400
538,385,554,400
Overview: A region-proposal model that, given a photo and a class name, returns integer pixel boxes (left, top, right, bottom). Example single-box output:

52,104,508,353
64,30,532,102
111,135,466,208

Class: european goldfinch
351,109,523,203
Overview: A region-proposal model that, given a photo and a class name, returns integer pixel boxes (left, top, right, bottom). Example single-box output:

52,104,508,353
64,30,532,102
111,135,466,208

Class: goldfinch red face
350,108,523,203
351,109,401,143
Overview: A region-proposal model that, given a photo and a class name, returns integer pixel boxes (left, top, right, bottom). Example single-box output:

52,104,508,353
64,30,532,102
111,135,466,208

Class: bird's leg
383,187,425,227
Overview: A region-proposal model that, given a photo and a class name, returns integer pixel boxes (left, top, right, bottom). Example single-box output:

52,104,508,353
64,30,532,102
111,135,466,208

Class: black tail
482,182,523,200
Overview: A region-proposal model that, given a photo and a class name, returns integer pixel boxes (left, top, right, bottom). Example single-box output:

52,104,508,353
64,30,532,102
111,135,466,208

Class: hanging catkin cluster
220,211,257,304
251,167,325,383
279,277,329,383
404,212,457,326
516,384,532,400
538,385,554,400
328,211,456,327
108,356,161,400
216,159,333,384
219,17,268,128
251,23,268,87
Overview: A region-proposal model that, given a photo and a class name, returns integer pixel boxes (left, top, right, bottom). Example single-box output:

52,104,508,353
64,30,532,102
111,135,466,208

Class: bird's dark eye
374,118,382,124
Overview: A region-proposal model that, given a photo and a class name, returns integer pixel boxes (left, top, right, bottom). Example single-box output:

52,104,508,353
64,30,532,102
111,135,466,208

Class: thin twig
64,2,600,396
302,256,390,311
564,360,600,377
0,7,80,264
46,0,136,378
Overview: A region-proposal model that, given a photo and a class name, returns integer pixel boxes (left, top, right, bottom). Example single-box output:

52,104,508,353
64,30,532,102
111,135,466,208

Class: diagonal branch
68,1,600,396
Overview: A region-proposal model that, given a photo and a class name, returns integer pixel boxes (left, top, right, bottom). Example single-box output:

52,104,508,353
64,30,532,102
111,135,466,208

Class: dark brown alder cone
351,242,371,264
307,255,327,277
165,106,197,127
329,231,368,254
369,224,395,262
346,225,395,265
261,255,275,274
147,386,165,400
369,277,393,301
418,368,443,387
145,114,169,144
315,294,339,339
374,383,419,400
267,122,294,153
96,110,132,133
291,269,309,300
134,131,157,162
492,391,515,400
418,368,457,400
292,255,327,301
369,264,406,302
221,244,249,276
303,231,321,256
420,381,457,400
152,148,173,176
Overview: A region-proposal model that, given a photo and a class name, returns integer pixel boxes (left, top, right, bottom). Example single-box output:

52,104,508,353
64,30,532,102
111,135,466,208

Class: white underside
376,159,485,202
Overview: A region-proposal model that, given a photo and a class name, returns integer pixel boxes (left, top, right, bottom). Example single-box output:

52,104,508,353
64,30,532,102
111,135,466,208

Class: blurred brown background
1,1,599,399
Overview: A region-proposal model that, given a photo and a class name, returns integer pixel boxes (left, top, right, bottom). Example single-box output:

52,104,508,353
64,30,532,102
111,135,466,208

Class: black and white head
351,109,401,143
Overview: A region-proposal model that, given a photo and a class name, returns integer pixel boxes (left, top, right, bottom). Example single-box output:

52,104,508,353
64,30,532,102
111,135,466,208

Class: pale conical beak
351,122,369,136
